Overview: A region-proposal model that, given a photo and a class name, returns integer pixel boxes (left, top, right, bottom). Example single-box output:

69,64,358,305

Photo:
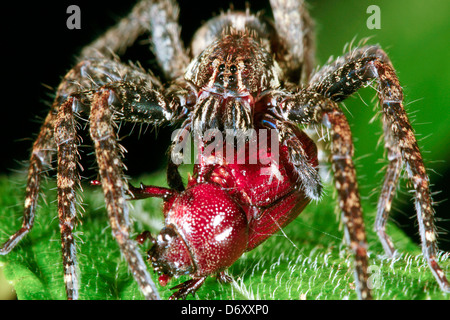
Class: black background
1,0,269,177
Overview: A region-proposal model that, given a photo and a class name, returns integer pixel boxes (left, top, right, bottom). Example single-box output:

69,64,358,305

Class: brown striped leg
377,64,449,290
260,114,322,200
375,135,402,257
147,0,189,79
269,0,315,84
79,0,161,58
81,0,189,80
89,89,160,300
308,45,449,292
54,98,81,300
274,92,371,299
323,108,371,300
0,108,57,255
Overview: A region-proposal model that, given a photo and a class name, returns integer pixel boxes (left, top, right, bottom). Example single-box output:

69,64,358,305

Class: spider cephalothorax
1,0,448,300
186,31,282,136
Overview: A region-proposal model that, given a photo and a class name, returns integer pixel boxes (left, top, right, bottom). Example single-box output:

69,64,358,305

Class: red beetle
130,125,318,299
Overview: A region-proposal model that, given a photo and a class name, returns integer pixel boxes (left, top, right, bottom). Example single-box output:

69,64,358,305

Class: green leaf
0,172,448,300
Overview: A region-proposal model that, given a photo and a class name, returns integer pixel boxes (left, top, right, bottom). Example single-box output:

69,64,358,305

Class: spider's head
185,31,282,96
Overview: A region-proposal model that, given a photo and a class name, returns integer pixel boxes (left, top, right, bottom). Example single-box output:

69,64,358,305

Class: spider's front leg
271,91,372,299
54,98,82,299
89,88,163,300
2,55,188,299
0,105,57,254
309,45,449,292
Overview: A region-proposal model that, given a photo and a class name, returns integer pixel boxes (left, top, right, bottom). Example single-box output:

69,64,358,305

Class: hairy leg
0,108,57,255
54,98,81,300
271,91,372,299
90,89,161,300
80,0,189,79
309,45,449,291
2,1,191,298
269,0,315,84
260,114,321,199
1,56,179,299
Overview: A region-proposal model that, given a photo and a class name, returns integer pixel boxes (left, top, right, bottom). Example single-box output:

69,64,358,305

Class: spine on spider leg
54,98,82,300
0,108,57,254
89,89,161,300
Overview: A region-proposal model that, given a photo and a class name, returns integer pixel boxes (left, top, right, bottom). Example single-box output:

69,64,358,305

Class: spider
1,0,449,300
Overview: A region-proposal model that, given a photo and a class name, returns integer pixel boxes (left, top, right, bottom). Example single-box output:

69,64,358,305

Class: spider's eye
218,64,225,72
230,65,237,73
218,74,224,81
229,75,235,82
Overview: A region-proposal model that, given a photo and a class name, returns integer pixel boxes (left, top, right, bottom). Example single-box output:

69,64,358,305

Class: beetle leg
169,277,206,300
128,183,175,200
216,271,233,284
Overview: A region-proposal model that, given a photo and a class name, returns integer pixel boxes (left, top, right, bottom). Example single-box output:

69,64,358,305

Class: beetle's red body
133,125,318,298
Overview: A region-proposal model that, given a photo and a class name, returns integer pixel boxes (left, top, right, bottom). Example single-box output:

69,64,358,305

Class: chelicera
1,0,449,300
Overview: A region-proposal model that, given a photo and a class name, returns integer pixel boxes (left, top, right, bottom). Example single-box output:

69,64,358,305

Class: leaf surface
0,173,448,300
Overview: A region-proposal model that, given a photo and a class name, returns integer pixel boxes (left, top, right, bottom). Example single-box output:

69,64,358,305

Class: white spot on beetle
215,227,233,242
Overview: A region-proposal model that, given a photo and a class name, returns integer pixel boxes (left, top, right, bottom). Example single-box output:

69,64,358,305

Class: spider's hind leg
309,45,450,292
